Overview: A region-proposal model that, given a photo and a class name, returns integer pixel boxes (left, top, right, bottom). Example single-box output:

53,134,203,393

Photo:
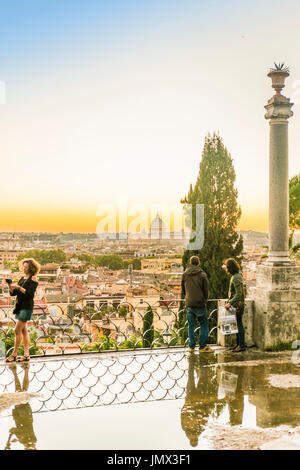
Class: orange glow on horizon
0,204,268,233
239,208,268,232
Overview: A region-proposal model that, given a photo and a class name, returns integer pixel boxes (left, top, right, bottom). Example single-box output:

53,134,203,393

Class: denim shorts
15,309,33,322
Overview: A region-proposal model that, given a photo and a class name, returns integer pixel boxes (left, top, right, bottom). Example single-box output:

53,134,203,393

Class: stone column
264,67,293,264
250,65,300,350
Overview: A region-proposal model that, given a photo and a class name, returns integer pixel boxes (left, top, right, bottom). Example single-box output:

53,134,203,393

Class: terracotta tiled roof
0,298,14,307
66,277,76,287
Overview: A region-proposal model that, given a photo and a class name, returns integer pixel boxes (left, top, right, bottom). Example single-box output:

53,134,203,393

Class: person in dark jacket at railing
181,256,214,353
5,258,40,363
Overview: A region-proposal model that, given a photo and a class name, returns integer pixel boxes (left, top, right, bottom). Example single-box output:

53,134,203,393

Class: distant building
0,250,23,268
38,264,61,282
149,213,167,240
141,257,182,273
83,293,126,310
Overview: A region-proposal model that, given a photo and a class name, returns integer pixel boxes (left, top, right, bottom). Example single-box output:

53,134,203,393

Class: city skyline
0,0,299,233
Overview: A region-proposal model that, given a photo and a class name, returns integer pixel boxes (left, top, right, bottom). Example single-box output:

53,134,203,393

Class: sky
0,0,299,233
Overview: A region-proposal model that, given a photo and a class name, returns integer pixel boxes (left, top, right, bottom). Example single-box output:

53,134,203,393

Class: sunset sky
0,0,299,233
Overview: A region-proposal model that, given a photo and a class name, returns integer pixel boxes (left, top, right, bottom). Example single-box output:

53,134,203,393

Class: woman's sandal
5,354,18,363
17,355,30,362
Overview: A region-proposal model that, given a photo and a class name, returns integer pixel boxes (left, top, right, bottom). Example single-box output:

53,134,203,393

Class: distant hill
239,230,269,239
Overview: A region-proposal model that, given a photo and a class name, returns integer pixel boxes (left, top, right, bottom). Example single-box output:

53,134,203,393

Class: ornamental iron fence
0,298,219,357
0,351,192,415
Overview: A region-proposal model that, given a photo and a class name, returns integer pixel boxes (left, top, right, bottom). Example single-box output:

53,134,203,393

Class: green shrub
81,333,144,352
81,335,117,352
265,338,300,351
118,334,143,349
0,327,41,356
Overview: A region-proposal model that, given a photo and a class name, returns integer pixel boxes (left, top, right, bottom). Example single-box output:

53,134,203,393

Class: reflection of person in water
181,355,222,447
5,364,37,450
226,367,245,426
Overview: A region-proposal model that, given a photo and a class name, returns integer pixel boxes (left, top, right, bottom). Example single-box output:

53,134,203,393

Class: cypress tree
142,306,154,348
181,132,243,299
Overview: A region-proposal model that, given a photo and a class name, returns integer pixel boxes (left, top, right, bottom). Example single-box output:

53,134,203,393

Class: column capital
265,94,293,121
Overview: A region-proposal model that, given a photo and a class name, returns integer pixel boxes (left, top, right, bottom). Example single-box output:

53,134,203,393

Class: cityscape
0,0,300,456
0,225,273,353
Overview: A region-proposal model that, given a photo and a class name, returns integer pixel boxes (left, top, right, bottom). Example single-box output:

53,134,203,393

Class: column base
265,251,295,266
250,264,300,350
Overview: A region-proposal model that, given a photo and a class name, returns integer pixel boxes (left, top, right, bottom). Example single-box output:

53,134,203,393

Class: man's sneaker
199,345,214,353
188,347,195,353
229,345,239,351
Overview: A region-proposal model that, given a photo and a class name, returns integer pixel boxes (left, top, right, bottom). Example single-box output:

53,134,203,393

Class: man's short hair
190,256,200,266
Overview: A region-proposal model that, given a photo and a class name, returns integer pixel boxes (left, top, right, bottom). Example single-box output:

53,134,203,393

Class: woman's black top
10,277,39,314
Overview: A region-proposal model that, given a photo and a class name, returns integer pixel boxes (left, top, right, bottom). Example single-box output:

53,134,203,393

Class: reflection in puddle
0,351,300,449
184,354,300,431
3,364,37,450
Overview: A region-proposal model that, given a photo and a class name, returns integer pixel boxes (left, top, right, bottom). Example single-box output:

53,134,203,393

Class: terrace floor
0,347,300,450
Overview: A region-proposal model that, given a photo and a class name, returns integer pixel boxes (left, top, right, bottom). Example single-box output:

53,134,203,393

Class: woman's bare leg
22,323,30,356
12,320,26,355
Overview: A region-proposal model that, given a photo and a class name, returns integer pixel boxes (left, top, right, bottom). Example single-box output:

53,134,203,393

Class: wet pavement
0,347,300,450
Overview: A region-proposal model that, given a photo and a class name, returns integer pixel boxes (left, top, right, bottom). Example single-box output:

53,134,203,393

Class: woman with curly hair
6,258,40,363
224,258,246,352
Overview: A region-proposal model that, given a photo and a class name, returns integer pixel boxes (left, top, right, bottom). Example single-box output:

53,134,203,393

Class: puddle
0,350,299,449
268,374,300,388
0,392,40,414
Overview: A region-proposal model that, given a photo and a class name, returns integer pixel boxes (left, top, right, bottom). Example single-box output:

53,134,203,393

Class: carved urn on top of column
264,63,294,265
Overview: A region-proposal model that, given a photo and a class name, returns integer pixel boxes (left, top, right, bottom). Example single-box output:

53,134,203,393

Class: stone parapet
256,264,300,290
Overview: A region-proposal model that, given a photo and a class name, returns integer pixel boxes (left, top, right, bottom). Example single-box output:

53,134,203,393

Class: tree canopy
17,249,67,265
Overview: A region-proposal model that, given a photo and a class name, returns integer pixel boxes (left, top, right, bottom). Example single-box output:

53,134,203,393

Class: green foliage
3,260,10,269
15,250,142,272
0,327,41,356
289,173,300,234
3,260,19,272
117,334,143,349
181,132,243,299
81,335,116,351
170,328,185,346
94,254,124,270
265,338,300,351
82,306,97,315
81,333,143,351
17,249,66,265
70,265,88,274
153,330,165,347
44,336,55,344
142,306,154,347
123,258,142,270
101,328,111,337
118,305,129,318
76,254,96,264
